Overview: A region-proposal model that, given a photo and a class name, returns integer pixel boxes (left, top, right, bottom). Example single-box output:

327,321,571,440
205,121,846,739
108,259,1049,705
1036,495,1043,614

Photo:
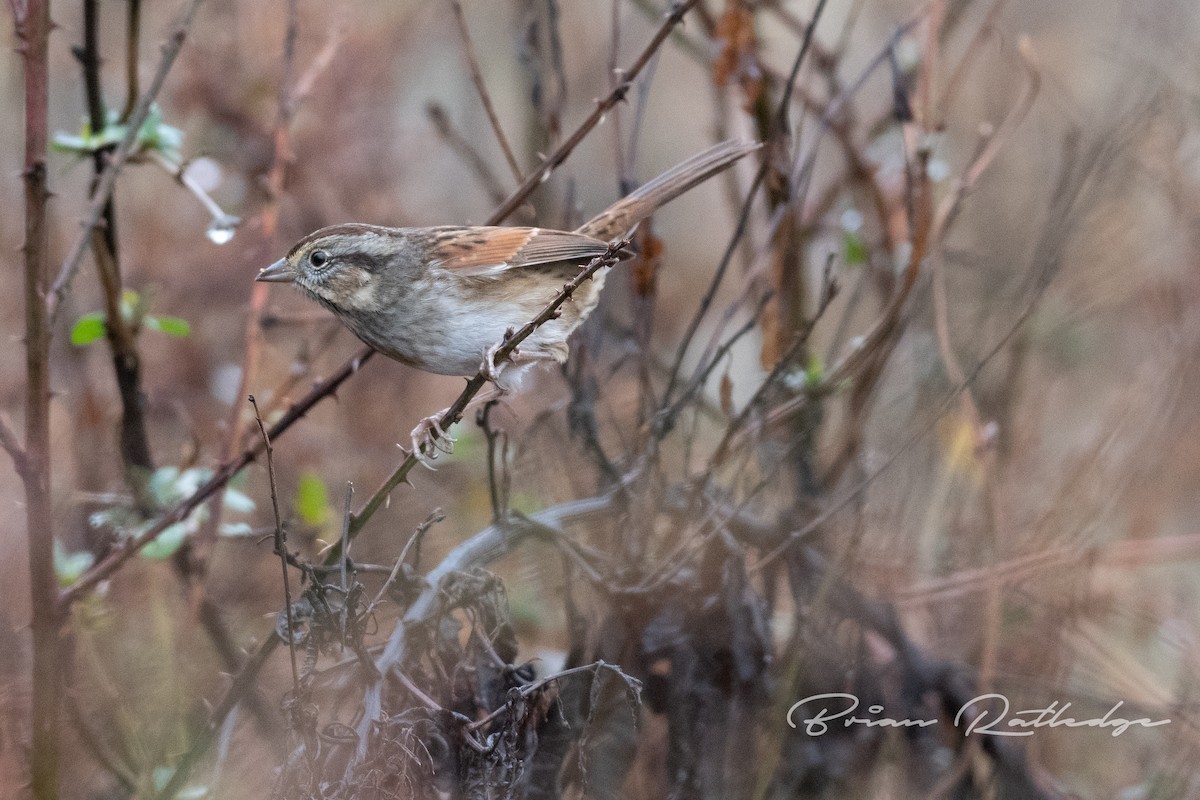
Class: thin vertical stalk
17,0,60,796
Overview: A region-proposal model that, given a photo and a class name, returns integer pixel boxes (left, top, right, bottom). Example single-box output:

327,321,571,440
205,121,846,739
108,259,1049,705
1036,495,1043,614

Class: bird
257,139,759,458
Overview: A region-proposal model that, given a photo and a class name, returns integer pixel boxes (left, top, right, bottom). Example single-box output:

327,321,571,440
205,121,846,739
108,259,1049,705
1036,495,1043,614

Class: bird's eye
309,249,331,269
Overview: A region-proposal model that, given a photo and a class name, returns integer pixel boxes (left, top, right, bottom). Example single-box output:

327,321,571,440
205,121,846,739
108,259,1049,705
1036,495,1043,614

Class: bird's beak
256,259,293,283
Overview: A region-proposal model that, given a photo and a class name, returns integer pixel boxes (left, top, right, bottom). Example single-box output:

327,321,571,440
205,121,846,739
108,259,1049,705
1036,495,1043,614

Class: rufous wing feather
427,226,619,277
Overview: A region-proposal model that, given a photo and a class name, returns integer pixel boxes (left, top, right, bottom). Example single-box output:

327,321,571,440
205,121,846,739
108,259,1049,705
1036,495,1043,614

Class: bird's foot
409,411,457,469
482,329,520,384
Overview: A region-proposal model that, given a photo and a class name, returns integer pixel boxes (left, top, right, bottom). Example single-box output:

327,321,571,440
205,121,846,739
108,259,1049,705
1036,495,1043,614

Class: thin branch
364,509,444,616
0,413,27,476
120,0,142,121
466,660,641,733
484,0,700,226
47,0,206,326
201,2,341,553
426,102,509,206
447,0,523,182
249,395,300,693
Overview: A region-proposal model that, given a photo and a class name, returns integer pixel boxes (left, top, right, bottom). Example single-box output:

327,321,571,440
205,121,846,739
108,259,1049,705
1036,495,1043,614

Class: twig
477,400,509,520
60,349,375,606
249,395,300,693
340,483,352,595
447,0,523,182
484,0,700,226
426,102,509,205
0,413,27,476
120,0,142,121
47,0,206,326
466,660,641,732
345,241,628,540
364,509,444,616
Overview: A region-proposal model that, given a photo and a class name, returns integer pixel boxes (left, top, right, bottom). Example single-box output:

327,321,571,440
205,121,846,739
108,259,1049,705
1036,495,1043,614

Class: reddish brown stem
15,1,59,797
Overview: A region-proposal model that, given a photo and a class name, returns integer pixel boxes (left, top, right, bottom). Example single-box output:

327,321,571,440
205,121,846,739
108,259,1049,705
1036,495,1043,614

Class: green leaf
70,312,107,346
842,230,868,266
52,105,185,161
145,315,191,338
804,353,825,389
54,541,95,587
140,521,188,559
294,472,330,527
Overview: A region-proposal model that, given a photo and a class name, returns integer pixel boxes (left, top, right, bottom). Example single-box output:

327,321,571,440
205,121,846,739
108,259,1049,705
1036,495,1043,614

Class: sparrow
257,139,759,456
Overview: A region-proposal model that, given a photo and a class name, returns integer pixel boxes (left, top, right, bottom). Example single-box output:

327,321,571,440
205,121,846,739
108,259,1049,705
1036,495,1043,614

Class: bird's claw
409,413,456,469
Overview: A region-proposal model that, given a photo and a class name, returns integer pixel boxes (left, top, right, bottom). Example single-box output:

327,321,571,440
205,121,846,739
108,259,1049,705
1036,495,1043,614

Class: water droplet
540,168,553,184
206,214,240,245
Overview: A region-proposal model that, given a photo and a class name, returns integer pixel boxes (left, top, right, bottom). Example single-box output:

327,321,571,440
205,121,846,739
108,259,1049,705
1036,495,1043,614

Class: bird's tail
575,139,761,241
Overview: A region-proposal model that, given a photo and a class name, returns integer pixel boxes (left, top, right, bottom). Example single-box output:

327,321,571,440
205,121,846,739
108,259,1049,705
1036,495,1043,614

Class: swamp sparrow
257,139,758,454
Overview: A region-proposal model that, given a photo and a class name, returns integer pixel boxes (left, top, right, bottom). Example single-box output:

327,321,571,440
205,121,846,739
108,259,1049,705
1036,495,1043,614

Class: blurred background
2,0,1200,797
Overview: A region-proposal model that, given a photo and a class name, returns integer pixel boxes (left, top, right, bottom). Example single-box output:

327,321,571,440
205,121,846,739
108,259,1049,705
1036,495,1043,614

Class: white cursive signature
954,693,1170,738
787,692,1170,738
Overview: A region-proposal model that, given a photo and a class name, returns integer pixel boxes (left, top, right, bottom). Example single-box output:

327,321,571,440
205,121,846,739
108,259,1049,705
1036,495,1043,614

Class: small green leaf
804,353,825,389
54,541,95,587
145,315,191,338
140,521,188,559
842,230,868,266
71,313,107,346
294,472,330,527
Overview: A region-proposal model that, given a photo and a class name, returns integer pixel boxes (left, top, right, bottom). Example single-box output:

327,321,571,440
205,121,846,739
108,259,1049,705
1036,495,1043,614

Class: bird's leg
482,328,520,385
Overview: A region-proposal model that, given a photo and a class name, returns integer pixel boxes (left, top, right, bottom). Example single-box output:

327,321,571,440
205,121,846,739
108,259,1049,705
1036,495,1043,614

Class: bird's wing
427,226,621,277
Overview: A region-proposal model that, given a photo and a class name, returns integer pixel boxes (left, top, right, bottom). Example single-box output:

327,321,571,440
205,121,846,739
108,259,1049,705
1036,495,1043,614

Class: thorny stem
12,0,59,796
